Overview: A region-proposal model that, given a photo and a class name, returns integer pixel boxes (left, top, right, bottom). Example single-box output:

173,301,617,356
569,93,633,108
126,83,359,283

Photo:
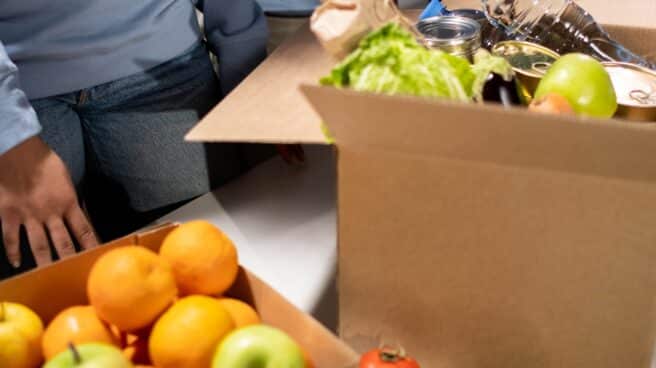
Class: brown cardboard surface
0,224,358,368
301,85,656,184
335,147,656,367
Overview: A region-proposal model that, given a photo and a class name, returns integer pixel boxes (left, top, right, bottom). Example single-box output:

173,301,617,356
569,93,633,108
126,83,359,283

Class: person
0,0,274,278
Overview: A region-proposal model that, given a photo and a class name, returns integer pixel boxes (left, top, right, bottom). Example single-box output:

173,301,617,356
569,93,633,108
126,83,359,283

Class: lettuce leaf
321,23,513,102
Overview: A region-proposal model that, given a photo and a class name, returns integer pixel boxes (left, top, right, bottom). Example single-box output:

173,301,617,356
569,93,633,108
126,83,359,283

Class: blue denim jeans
0,42,273,278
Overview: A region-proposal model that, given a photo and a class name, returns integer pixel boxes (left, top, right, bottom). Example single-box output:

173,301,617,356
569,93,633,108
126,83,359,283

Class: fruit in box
0,302,43,368
218,297,261,328
42,305,120,360
4,220,313,367
529,93,575,115
359,346,420,368
43,343,132,368
159,220,239,296
211,325,306,368
534,53,617,118
87,246,178,331
148,295,236,368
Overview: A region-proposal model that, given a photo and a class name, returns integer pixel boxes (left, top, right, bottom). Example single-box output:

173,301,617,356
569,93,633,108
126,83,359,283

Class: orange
149,295,235,368
217,298,260,327
159,221,239,296
42,305,120,360
87,246,178,332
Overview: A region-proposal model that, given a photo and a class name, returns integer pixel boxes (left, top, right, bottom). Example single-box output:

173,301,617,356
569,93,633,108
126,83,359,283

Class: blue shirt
0,0,267,155
258,0,319,16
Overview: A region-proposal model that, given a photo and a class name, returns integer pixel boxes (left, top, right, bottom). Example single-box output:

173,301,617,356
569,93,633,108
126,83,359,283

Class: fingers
1,204,96,269
46,218,76,260
65,205,98,250
2,214,21,268
25,220,52,267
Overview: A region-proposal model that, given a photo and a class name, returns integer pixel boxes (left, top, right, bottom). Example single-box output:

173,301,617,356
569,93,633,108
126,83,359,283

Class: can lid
604,62,656,107
445,8,487,22
492,41,560,78
416,16,481,48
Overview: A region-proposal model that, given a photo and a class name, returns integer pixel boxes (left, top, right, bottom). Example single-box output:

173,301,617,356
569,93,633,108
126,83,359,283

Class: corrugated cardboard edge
300,84,656,184
0,224,358,368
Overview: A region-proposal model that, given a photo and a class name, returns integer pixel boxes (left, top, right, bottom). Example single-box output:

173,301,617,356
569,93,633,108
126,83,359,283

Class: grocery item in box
310,0,414,59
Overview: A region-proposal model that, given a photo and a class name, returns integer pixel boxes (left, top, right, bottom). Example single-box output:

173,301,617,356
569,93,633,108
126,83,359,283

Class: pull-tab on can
604,62,656,122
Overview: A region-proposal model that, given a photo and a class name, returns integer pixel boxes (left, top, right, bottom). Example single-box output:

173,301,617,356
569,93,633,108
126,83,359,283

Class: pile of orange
43,220,261,367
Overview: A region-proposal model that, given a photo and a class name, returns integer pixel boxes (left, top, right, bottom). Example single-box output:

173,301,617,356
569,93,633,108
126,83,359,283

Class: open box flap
186,21,332,145
301,84,656,184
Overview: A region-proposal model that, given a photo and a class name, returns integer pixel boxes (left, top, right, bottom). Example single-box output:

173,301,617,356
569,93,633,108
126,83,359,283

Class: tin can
416,16,481,62
603,62,656,122
491,40,560,102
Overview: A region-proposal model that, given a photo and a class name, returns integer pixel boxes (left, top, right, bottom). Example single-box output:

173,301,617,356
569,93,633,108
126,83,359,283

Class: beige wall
442,0,656,27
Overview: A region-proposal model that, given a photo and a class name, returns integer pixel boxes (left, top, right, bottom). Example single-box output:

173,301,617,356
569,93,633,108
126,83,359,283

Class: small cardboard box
187,3,656,367
0,224,358,367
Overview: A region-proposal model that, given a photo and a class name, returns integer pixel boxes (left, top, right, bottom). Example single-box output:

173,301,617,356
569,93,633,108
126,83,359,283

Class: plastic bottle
481,0,656,70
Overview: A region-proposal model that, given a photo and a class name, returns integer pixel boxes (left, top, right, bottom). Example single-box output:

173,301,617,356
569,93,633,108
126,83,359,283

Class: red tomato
359,346,420,368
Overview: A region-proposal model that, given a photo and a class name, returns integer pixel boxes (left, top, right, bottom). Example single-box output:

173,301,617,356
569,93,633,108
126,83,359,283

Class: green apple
212,325,307,368
44,343,133,368
0,301,44,368
534,53,617,118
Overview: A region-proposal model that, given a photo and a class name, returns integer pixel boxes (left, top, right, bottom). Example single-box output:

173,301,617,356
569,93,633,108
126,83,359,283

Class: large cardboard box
187,3,656,367
0,224,358,367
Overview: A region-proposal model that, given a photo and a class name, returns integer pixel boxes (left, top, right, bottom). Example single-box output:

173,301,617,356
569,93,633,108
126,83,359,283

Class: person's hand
276,144,305,165
0,137,98,267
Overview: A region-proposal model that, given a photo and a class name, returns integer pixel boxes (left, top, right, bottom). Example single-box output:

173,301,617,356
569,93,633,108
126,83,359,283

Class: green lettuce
320,23,513,102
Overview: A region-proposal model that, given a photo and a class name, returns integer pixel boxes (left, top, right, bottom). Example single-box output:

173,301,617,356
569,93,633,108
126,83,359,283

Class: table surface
157,146,338,327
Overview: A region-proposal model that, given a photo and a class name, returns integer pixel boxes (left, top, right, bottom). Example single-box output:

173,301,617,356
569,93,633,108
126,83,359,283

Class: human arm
0,42,98,267
198,0,269,95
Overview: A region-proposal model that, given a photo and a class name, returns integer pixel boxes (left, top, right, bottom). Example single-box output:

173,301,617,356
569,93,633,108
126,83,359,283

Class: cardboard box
187,4,656,368
0,224,358,367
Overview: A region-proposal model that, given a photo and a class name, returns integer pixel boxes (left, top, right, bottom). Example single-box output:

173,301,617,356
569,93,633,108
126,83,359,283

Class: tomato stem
379,346,405,362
